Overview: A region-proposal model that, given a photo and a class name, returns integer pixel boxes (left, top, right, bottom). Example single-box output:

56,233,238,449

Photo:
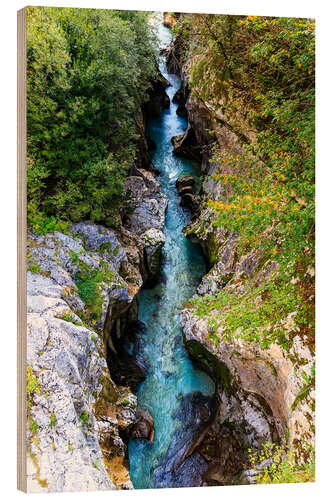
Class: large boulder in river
176,175,200,213
123,169,168,238
141,228,166,278
171,126,202,162
176,175,195,192
131,408,155,442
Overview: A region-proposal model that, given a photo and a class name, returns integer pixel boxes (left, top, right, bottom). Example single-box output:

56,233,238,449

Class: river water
128,19,215,489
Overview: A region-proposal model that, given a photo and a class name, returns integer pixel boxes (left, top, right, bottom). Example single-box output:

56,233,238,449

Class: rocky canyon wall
26,76,169,492
165,15,315,485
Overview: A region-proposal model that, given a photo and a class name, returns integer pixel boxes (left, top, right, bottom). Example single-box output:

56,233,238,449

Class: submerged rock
153,392,215,488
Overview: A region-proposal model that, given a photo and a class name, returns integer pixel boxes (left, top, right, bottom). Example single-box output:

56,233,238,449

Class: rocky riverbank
26,74,169,492
164,13,315,485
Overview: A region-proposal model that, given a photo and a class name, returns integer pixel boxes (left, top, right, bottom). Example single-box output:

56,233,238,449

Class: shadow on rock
153,391,216,488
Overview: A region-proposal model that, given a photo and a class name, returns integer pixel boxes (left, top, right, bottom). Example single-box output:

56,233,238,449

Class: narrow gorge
128,23,216,489
25,9,315,492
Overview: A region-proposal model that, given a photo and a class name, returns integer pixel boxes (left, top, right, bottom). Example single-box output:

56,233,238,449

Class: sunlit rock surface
26,191,167,491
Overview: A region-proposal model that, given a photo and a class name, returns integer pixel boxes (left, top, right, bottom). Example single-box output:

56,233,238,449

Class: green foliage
80,410,89,426
75,268,104,320
98,241,111,255
28,212,69,236
49,412,57,428
93,459,101,470
58,311,82,326
69,250,80,265
190,265,309,349
27,365,41,435
119,399,130,406
27,364,40,399
72,254,114,321
291,364,315,411
28,261,41,274
248,441,315,484
186,14,314,266
27,6,158,227
29,418,38,434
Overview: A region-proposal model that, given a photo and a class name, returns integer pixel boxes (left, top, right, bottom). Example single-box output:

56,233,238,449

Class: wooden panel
17,6,27,493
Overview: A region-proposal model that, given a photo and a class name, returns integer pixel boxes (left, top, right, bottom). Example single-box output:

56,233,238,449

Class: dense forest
27,7,158,232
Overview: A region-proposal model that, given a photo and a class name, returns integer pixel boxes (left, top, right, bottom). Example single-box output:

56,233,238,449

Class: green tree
27,7,158,230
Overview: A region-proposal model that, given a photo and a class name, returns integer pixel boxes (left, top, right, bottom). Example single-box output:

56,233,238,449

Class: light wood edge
17,6,27,493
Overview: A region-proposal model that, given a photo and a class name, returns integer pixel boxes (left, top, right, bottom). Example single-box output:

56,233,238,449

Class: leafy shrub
80,410,89,426
29,418,38,434
70,252,115,321
248,441,315,484
28,261,41,274
28,212,69,236
75,268,104,321
58,312,82,326
27,364,40,400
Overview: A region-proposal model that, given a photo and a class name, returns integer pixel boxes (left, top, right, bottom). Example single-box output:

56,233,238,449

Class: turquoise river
128,19,215,489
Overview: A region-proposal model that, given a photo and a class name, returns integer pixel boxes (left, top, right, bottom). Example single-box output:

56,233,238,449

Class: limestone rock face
26,226,142,492
166,27,315,481
181,308,314,448
26,276,114,492
122,168,167,284
26,184,167,491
